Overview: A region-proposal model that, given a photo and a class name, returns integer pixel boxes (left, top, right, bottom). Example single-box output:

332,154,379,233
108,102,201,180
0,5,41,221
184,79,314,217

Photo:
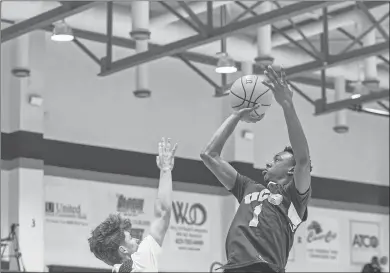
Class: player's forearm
201,113,241,157
282,101,310,164
155,169,173,214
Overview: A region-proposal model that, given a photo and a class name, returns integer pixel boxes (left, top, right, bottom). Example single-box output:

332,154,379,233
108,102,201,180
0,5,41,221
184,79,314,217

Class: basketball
229,75,273,117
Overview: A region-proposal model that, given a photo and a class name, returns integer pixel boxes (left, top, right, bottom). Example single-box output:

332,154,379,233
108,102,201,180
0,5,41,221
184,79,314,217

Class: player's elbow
200,151,218,162
154,199,171,218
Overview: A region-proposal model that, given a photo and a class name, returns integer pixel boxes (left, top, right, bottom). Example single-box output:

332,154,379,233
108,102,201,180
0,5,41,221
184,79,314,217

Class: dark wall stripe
1,131,389,207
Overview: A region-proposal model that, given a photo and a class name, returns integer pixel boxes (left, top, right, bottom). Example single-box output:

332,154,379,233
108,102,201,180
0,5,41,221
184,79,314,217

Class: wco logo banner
350,220,380,264
172,201,207,226
169,201,210,252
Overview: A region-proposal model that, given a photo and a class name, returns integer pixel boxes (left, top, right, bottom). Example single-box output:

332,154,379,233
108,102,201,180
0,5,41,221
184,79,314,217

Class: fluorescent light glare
51,21,74,42
351,94,361,99
215,66,237,74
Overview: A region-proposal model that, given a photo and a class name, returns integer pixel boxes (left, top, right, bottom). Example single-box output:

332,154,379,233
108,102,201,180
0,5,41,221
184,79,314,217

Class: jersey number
249,204,263,227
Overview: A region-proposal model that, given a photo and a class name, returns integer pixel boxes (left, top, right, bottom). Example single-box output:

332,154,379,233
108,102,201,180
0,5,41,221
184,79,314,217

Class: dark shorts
223,262,282,273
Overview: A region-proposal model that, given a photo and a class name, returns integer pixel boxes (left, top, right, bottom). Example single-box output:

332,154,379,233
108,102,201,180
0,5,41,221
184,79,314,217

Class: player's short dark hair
88,213,132,266
283,146,313,172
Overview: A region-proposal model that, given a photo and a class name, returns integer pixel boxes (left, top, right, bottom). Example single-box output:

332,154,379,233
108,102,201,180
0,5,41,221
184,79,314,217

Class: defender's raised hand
156,137,178,171
235,104,265,124
263,65,293,106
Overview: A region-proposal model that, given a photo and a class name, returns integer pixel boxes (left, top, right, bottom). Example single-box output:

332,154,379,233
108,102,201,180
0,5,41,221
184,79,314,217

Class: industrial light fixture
51,21,74,42
215,6,237,74
215,52,237,74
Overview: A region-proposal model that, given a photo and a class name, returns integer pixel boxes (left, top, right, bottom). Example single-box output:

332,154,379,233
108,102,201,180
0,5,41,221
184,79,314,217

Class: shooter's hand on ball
235,105,265,123
156,137,178,171
263,65,293,107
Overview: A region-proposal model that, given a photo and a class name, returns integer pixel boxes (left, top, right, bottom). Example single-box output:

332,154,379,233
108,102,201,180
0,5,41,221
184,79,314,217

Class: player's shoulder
133,235,162,258
246,181,266,194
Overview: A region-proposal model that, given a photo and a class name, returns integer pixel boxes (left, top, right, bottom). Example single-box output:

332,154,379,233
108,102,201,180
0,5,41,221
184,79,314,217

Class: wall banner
350,221,380,264
305,216,339,262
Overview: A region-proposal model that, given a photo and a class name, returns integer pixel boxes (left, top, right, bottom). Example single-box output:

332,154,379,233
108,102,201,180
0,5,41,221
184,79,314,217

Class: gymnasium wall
3,166,388,272
1,170,10,241
43,174,234,272
2,33,386,185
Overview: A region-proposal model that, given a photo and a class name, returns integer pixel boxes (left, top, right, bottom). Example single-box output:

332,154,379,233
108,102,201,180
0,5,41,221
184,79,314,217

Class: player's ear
118,245,128,254
287,167,294,176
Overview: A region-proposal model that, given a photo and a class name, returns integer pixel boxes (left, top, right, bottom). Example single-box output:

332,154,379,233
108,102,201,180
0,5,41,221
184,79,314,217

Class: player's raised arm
200,107,263,190
263,66,311,194
149,138,177,246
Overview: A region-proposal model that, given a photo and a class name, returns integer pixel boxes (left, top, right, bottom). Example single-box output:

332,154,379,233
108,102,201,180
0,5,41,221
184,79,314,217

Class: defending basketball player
201,66,312,272
88,137,177,272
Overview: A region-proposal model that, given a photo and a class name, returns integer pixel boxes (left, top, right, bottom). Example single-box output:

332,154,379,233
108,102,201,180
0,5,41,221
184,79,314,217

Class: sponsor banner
305,216,339,262
44,180,89,227
45,201,88,226
350,221,380,264
115,193,151,237
44,177,223,269
169,197,211,252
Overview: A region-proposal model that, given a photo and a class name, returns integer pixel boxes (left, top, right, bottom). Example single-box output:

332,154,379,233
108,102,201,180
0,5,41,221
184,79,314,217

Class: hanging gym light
215,52,237,74
51,20,74,42
215,5,237,74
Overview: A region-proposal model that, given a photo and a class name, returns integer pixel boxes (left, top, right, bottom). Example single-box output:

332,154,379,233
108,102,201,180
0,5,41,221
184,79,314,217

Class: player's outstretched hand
156,137,178,171
235,104,265,124
263,65,293,107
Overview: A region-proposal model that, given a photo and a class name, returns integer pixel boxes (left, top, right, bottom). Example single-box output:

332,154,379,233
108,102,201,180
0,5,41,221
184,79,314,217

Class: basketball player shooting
201,66,312,273
88,138,178,272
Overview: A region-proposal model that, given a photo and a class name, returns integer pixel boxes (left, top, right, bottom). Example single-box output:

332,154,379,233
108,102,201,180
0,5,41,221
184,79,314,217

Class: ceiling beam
278,1,384,34
1,1,97,43
284,42,389,77
98,1,337,76
34,25,337,90
315,89,389,115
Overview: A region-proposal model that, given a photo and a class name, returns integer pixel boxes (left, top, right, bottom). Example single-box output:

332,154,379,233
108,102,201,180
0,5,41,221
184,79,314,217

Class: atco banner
350,221,380,264
305,216,340,262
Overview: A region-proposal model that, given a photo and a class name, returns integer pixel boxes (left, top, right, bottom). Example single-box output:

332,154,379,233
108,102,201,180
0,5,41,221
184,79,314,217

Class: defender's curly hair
283,146,313,172
88,213,132,266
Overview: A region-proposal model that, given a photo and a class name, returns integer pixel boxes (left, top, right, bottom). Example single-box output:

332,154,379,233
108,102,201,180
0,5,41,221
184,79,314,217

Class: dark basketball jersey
223,173,311,272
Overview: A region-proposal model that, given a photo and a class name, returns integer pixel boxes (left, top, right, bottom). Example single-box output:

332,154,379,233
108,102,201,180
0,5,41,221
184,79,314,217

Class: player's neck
272,176,293,186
